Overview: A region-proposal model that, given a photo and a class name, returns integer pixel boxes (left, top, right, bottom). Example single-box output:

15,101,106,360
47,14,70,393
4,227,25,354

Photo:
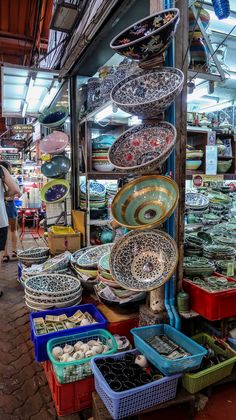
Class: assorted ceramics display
108,122,176,173
110,8,180,61
111,175,179,230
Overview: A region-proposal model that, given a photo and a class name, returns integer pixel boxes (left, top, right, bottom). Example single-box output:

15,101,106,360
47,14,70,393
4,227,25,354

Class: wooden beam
174,0,189,288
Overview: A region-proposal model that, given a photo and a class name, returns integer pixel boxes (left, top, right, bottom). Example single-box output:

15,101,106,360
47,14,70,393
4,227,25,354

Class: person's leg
2,227,9,262
9,218,18,258
0,226,9,295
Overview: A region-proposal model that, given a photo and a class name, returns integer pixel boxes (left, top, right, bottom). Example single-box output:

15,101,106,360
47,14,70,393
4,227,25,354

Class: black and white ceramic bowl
111,67,184,118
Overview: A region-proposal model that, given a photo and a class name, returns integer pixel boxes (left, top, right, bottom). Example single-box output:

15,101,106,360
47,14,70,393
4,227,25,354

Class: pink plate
39,131,69,154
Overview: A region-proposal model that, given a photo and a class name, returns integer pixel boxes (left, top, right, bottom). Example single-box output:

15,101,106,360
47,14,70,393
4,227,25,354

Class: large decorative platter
111,67,184,118
110,229,178,291
41,155,71,179
110,8,179,62
185,193,209,209
111,175,179,229
25,274,81,296
40,179,70,203
77,244,114,268
108,122,176,172
39,131,69,154
38,106,69,128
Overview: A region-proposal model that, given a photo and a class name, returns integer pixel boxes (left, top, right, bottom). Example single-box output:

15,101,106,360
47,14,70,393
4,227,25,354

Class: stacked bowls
80,181,107,218
92,135,115,172
18,247,49,267
186,147,203,171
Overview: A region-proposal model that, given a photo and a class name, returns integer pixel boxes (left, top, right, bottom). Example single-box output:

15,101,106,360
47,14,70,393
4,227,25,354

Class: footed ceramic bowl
41,155,71,178
40,179,70,203
93,160,114,172
111,67,184,118
110,8,179,62
186,160,202,170
110,229,178,291
39,131,69,154
217,159,232,173
38,106,69,128
108,122,176,173
111,175,179,229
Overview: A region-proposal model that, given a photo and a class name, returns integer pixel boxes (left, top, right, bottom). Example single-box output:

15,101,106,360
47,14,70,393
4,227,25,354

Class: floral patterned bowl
108,122,176,172
110,8,180,62
111,175,179,229
111,67,184,118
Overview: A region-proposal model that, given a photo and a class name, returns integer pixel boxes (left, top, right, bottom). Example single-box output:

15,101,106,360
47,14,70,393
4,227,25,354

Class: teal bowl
111,175,179,229
38,106,69,128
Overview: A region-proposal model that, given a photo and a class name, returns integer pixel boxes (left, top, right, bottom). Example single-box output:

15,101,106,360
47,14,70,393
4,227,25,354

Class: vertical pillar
150,0,164,13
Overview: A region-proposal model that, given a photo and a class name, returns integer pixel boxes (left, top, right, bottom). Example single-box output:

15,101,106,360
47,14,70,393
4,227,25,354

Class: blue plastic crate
90,349,181,419
30,304,107,362
131,324,207,376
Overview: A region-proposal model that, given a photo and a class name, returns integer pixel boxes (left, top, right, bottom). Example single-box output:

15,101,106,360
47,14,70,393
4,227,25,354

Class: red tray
183,274,236,321
43,361,94,416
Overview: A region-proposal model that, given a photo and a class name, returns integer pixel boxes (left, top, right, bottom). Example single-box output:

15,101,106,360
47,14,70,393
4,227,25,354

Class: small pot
104,372,116,383
112,362,125,373
139,372,152,384
109,380,123,392
99,365,111,376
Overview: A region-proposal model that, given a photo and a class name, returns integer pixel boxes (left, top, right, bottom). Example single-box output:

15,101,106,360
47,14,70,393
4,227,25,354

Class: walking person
0,161,20,262
0,164,20,290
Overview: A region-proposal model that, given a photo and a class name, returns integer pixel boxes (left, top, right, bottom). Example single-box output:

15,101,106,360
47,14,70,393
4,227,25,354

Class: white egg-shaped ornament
74,341,84,351
80,343,89,353
103,345,110,353
52,346,63,360
85,350,94,357
73,351,85,360
116,339,123,349
63,344,74,354
80,318,90,326
60,353,70,362
87,340,97,347
93,344,103,354
67,356,75,362
135,355,149,368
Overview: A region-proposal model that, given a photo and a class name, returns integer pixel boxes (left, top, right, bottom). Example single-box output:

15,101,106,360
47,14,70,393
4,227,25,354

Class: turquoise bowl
111,175,179,229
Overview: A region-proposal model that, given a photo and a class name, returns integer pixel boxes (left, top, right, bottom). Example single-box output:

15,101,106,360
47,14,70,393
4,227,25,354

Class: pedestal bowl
111,175,179,229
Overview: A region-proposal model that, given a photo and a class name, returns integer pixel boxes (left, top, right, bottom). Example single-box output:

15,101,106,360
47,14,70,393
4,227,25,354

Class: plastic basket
131,324,207,375
30,304,107,362
43,361,94,416
90,349,181,419
47,329,118,384
51,226,75,235
182,333,236,394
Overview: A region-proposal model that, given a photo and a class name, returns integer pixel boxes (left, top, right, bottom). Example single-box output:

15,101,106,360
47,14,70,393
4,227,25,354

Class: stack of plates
80,181,106,211
185,192,209,211
24,274,82,311
203,244,236,260
184,234,203,257
183,256,215,278
106,183,118,200
97,253,120,288
202,213,221,225
18,247,49,267
92,135,115,172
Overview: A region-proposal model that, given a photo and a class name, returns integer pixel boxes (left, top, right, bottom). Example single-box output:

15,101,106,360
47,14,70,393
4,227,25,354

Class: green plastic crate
182,333,236,394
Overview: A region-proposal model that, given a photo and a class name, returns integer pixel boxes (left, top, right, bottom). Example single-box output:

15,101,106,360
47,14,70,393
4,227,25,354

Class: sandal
2,256,10,263
12,251,17,259
0,290,3,297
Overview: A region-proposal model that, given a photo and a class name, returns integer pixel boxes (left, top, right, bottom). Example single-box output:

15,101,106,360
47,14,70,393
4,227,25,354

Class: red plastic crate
108,318,139,344
43,361,94,416
183,274,236,321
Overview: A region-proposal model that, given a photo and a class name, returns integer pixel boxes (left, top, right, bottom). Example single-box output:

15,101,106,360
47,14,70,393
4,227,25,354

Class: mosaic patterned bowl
18,247,49,259
38,106,69,128
111,67,184,118
110,229,178,291
25,274,81,297
40,179,70,203
108,122,176,172
39,131,69,154
41,155,71,178
185,193,209,209
111,175,179,229
110,8,180,62
19,255,49,267
77,244,114,269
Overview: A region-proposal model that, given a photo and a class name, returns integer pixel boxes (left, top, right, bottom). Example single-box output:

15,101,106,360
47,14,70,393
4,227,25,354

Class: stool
20,208,40,239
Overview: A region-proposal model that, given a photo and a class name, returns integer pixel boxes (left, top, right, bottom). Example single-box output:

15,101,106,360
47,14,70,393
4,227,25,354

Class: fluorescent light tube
95,105,113,122
22,102,28,117
25,77,35,103
200,100,234,112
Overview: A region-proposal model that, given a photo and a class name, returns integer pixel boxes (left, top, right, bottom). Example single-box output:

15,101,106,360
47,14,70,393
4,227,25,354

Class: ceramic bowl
108,122,176,172
186,160,202,170
25,274,81,297
112,175,179,229
185,193,209,209
93,161,114,172
217,159,232,173
41,155,71,178
18,247,49,259
39,131,69,154
38,106,69,128
77,243,114,268
40,179,70,203
110,8,180,61
92,134,116,150
111,67,184,118
110,229,178,291
186,150,204,159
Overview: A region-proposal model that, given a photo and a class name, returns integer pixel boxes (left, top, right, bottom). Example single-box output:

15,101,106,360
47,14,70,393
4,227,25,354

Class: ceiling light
128,116,142,126
200,100,234,112
22,102,28,118
39,83,59,112
187,86,209,102
50,2,81,33
25,77,35,103
95,105,114,122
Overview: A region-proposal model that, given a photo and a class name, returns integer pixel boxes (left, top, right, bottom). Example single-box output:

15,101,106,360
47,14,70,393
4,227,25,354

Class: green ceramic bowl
111,175,179,229
40,179,70,203
38,106,69,128
186,160,202,170
217,159,232,174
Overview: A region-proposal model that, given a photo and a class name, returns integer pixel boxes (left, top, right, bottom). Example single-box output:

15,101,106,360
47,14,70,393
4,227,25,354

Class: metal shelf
89,219,111,226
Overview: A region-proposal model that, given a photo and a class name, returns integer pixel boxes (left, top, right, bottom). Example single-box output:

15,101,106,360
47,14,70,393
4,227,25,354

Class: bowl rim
40,179,70,203
110,8,179,50
38,105,69,124
39,130,69,154
108,121,177,171
111,67,184,108
111,174,179,230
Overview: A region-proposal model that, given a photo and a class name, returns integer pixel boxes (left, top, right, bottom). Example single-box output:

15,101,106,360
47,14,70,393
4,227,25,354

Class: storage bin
30,304,107,362
183,275,236,321
90,349,181,419
131,324,207,375
43,361,94,416
47,329,117,384
51,226,75,235
182,333,236,394
48,231,81,254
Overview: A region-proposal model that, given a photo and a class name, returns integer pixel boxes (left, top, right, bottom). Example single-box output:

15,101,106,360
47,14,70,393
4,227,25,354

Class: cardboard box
48,231,81,254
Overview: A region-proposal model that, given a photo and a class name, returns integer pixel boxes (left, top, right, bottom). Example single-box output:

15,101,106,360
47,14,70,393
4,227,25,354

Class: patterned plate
25,274,81,296
26,296,82,311
99,253,110,272
112,175,179,229
80,181,106,197
18,247,49,259
77,244,114,268
108,122,176,172
110,230,178,291
185,193,209,209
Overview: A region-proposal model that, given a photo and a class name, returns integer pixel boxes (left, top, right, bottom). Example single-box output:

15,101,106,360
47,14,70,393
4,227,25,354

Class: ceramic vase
189,2,210,32
189,32,208,69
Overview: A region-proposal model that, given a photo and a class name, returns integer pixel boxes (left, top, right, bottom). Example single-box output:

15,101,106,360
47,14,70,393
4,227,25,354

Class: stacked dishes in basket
185,192,209,211
24,274,82,311
186,146,203,171
203,244,236,260
18,247,50,267
183,257,215,278
80,181,107,218
92,135,115,172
